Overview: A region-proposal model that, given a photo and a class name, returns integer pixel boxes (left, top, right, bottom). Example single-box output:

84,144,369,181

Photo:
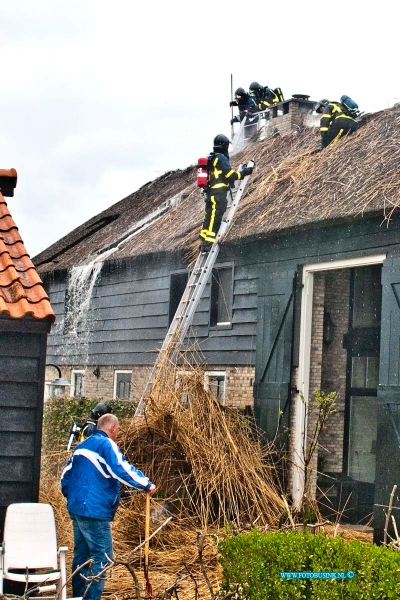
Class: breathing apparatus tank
196,157,209,188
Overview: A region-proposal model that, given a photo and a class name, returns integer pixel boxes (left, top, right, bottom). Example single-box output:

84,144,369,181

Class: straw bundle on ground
41,358,286,599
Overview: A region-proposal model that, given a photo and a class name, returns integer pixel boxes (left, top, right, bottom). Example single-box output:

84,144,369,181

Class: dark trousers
199,188,229,244
324,118,357,148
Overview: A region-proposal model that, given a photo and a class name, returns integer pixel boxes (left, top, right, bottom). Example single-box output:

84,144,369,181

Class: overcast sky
0,0,398,258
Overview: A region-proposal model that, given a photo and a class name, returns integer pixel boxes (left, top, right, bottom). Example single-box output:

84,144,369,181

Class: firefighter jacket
237,96,258,121
208,152,243,190
320,102,357,146
256,87,279,110
61,429,153,520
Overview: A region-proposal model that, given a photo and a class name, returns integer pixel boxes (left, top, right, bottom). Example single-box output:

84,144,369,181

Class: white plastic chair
0,503,69,600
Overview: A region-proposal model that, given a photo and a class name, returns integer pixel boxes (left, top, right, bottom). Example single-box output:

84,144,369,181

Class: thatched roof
34,104,400,275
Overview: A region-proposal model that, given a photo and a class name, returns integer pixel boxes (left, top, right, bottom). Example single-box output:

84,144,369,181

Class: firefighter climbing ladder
135,161,254,416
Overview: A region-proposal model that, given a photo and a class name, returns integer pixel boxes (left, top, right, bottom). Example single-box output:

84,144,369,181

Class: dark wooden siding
44,215,400,368
0,322,49,538
45,254,260,366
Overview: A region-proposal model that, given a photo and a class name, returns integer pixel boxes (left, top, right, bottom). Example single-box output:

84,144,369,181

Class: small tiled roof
0,170,55,322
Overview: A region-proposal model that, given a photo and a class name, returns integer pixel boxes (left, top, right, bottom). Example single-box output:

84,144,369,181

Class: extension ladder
135,161,254,415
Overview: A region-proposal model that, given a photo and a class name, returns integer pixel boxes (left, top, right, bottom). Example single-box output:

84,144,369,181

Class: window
205,371,226,404
176,370,195,404
345,264,382,484
169,272,188,325
351,356,379,389
44,381,52,401
176,371,226,405
71,370,85,398
114,370,132,399
352,265,382,328
210,266,233,327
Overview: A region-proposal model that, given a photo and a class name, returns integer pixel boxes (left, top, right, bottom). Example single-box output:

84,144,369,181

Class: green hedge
42,396,135,453
219,530,400,599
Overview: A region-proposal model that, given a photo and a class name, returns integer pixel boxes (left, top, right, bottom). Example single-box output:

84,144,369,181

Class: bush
42,396,135,453
218,530,400,599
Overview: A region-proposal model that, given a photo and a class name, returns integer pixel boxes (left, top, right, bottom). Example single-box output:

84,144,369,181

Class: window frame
70,369,85,398
168,270,189,325
113,370,132,400
209,263,234,329
204,370,226,405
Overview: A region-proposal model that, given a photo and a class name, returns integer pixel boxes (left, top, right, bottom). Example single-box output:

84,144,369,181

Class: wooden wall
0,318,50,538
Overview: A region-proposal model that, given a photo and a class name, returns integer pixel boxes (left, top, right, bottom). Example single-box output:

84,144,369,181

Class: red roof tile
0,170,55,322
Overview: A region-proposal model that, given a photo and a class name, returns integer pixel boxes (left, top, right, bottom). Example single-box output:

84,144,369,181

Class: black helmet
213,134,231,149
234,87,247,99
249,81,263,95
315,98,329,113
90,402,112,421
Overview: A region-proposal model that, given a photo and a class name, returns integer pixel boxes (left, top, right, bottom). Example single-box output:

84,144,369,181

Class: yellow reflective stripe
208,195,217,235
321,114,331,120
200,229,216,238
320,127,329,132
225,169,234,178
336,115,356,121
213,157,219,166
211,183,229,189
331,129,344,146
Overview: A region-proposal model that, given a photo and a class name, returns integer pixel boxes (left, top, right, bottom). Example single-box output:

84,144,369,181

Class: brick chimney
261,95,318,138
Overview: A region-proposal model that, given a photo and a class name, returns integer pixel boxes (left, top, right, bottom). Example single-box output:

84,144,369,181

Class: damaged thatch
34,104,400,274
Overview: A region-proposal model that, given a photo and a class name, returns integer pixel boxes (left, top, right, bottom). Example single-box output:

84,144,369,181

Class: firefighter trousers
324,117,357,148
199,188,229,244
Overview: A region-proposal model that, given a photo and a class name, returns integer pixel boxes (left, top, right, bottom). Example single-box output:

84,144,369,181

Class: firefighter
199,134,254,252
249,82,283,111
315,98,358,149
67,402,112,449
82,402,113,437
230,87,258,124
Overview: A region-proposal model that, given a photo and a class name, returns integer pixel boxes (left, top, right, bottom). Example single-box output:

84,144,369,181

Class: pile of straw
41,361,286,599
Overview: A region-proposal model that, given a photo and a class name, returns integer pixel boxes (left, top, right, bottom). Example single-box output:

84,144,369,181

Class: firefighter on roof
230,87,258,125
199,134,254,252
315,98,358,149
249,82,284,111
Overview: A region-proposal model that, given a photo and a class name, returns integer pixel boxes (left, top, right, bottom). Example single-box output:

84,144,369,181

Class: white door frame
292,253,386,507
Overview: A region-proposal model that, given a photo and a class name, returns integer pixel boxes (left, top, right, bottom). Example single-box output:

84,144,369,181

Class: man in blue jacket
61,414,156,600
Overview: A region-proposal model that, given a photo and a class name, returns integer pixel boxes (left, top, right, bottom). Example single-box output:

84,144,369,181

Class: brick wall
306,272,325,495
319,269,351,473
288,269,351,497
45,364,255,408
260,100,317,139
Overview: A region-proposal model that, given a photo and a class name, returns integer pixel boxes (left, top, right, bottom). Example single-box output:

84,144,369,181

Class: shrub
219,530,400,599
42,396,135,453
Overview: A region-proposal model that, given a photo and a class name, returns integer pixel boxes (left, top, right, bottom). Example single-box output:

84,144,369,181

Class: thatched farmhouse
33,98,400,536
0,169,55,536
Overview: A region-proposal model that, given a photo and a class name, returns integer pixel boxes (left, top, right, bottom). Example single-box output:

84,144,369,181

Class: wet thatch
34,104,400,274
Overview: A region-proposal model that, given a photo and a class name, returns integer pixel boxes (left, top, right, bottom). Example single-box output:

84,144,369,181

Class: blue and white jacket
61,430,153,520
